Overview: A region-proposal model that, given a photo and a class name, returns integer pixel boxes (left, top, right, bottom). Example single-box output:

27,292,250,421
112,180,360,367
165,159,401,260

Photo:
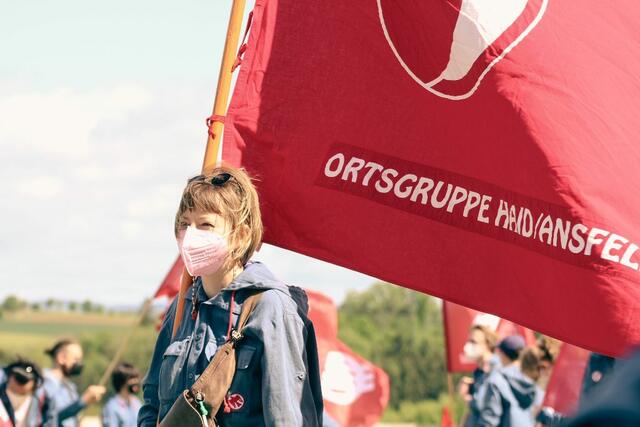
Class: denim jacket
42,369,85,427
138,262,323,426
474,364,537,427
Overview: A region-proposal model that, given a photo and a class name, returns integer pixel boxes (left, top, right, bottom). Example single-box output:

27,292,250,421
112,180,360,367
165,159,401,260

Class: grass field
0,311,141,364
0,309,159,419
0,309,157,380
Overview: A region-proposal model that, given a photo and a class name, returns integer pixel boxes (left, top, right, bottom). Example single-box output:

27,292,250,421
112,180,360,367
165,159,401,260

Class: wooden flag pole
98,299,153,387
443,302,457,426
97,0,249,394
447,372,456,425
202,0,247,172
173,0,249,338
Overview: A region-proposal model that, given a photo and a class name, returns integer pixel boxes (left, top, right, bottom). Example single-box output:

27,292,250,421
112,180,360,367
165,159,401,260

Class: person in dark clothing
566,347,640,427
536,351,618,427
460,324,500,427
475,335,537,427
580,353,616,403
0,359,56,427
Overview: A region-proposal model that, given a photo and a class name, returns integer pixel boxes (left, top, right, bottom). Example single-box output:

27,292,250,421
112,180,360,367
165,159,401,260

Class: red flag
223,0,640,356
542,343,590,415
153,256,183,299
441,406,454,427
307,290,389,427
443,301,536,373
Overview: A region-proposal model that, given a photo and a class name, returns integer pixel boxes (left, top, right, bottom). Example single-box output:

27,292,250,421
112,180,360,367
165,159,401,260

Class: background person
520,344,554,424
566,347,640,427
0,358,55,427
42,339,106,427
476,335,536,427
102,362,142,427
459,325,499,427
580,353,616,403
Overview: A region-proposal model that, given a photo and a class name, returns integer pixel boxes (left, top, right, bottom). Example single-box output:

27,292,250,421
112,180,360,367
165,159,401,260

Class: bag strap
190,291,264,395
233,292,263,335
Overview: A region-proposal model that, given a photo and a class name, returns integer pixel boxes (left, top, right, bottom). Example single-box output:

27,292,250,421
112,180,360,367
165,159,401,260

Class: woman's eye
202,223,214,228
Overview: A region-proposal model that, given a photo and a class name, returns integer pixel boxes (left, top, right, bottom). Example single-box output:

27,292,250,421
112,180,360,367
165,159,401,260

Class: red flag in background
153,256,183,299
440,406,454,427
542,343,590,415
307,290,389,427
223,0,640,355
443,301,536,373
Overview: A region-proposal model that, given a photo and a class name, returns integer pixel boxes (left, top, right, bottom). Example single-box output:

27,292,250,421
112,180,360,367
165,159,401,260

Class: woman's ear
230,223,251,262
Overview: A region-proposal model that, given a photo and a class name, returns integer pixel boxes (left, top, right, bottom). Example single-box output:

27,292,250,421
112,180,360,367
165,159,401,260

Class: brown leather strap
191,343,234,395
190,292,264,401
235,292,263,331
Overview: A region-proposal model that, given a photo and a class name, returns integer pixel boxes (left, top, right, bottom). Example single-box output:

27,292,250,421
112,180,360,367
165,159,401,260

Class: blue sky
0,0,375,306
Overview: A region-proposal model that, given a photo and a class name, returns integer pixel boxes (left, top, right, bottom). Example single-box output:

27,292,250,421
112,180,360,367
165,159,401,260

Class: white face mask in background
463,342,481,361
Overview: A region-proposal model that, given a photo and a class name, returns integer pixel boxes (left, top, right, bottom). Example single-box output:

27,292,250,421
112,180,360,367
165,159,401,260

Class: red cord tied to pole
206,114,226,140
232,10,254,72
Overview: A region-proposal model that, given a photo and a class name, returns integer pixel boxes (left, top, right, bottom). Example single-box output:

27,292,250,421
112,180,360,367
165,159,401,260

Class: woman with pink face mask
138,166,324,427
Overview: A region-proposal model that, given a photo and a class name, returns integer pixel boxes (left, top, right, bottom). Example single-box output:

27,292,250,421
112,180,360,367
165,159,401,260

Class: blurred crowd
0,339,140,427
1,330,639,427
458,325,639,427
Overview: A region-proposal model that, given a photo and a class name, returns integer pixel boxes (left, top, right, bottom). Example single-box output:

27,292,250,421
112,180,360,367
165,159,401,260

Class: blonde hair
470,325,499,351
174,165,263,266
520,346,544,381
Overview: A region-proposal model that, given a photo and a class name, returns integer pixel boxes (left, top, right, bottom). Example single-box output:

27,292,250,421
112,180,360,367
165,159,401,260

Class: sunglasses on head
188,173,233,186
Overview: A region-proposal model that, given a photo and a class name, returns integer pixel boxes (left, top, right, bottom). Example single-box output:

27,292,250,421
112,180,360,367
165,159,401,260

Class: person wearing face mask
102,362,142,427
138,166,323,427
475,335,537,427
42,339,106,427
459,325,499,427
0,359,55,427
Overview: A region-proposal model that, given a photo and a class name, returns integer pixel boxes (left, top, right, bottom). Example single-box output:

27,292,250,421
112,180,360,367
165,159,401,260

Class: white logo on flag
321,350,376,405
377,0,549,100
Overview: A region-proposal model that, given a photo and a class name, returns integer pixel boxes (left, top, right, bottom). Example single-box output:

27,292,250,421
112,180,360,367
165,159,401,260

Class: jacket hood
191,262,310,315
500,364,537,409
224,261,290,294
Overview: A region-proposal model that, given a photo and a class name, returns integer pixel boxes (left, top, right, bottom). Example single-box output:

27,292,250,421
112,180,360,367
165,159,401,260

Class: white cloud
126,185,180,218
122,220,143,239
0,85,151,158
74,164,107,180
16,175,63,199
0,83,376,307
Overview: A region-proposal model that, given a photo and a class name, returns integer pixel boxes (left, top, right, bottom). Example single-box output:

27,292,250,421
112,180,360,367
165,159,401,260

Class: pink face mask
177,226,229,277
